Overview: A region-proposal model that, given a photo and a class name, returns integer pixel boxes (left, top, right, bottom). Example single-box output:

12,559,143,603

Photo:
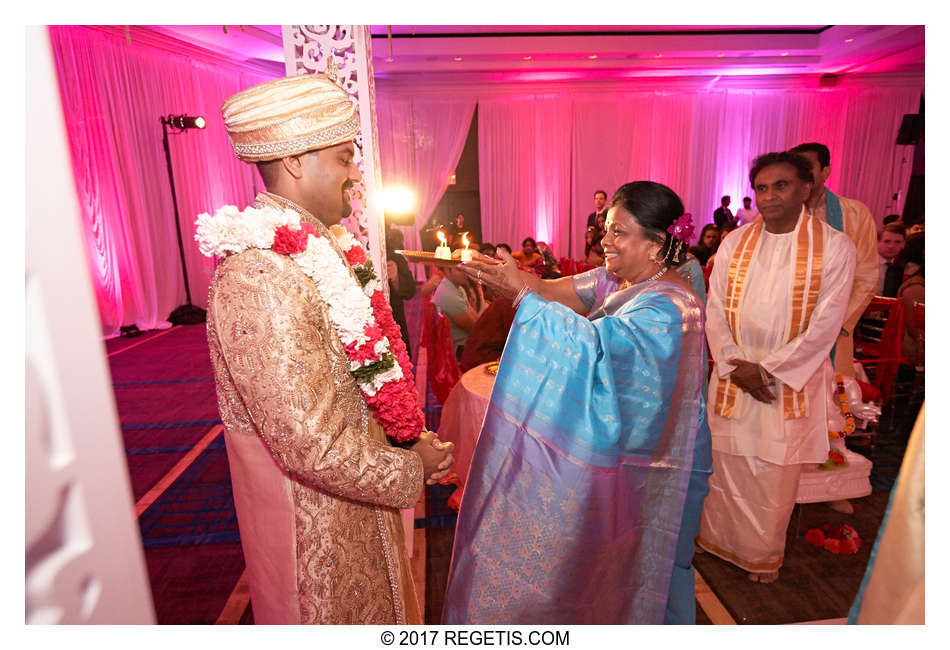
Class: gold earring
649,247,662,264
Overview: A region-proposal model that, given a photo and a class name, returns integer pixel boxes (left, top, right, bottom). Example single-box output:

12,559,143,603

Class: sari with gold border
443,281,710,624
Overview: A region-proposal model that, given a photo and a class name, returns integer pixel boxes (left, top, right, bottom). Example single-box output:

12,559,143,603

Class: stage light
523,55,532,60
588,54,598,59
164,115,206,131
381,186,416,226
454,56,463,62
160,113,208,324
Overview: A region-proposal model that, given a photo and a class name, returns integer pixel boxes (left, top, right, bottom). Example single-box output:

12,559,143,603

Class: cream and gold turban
221,74,360,163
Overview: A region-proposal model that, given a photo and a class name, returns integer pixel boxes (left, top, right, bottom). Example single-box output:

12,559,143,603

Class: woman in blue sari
443,181,712,624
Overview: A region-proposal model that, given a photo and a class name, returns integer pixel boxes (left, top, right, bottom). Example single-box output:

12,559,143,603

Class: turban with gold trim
221,74,360,163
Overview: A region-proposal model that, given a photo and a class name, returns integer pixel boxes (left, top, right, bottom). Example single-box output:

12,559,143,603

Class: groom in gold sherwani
205,74,453,624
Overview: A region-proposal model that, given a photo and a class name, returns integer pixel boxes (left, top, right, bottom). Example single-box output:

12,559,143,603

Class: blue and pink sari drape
443,281,711,624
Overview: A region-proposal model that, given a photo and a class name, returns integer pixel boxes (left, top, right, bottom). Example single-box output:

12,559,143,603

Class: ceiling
145,25,924,81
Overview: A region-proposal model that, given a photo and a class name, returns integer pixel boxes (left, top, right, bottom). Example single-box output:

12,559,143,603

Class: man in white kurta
697,152,856,581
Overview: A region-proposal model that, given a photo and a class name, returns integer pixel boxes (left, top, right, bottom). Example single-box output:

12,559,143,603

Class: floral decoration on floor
805,524,862,555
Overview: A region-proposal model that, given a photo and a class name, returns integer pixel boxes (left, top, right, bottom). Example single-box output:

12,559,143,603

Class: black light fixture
161,114,207,325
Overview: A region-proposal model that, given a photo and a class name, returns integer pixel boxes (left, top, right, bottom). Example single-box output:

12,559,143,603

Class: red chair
854,297,905,403
559,257,575,276
421,294,461,405
702,266,712,293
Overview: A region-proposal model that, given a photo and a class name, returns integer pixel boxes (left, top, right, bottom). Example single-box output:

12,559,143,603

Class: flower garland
828,373,856,439
805,524,862,555
196,204,424,442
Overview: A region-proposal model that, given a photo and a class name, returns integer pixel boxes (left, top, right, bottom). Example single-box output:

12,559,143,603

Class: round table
436,362,495,484
436,363,871,506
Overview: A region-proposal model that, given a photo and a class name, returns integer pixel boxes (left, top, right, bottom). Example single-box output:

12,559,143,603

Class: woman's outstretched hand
456,249,529,301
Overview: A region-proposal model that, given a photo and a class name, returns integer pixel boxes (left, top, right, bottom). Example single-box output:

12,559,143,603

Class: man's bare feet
748,571,779,583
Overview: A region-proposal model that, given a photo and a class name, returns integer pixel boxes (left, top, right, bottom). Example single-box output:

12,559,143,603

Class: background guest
713,195,734,229
459,297,518,372
479,242,498,258
586,189,609,228
882,213,902,226
689,224,721,266
536,241,562,278
896,233,924,364
734,196,756,225
877,222,907,296
496,243,512,256
511,237,542,267
432,266,482,358
584,226,605,266
385,227,417,356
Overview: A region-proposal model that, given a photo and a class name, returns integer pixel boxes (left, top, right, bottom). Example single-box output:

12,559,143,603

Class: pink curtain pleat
478,95,573,257
477,85,920,259
49,26,277,337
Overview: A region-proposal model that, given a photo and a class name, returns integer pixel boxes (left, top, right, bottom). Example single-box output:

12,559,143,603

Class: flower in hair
667,213,695,243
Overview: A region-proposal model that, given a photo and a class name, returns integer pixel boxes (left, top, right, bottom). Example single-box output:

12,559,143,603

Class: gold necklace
619,266,668,290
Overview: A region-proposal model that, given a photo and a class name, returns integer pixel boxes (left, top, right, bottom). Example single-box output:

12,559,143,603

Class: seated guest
432,266,482,358
479,242,497,258
536,241,562,279
877,222,907,297
458,297,518,373
689,224,721,266
496,242,512,256
420,268,444,297
584,226,605,266
511,237,542,267
907,219,923,236
896,233,924,363
445,181,711,624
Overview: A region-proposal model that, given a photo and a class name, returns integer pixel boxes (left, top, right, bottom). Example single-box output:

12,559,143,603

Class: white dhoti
701,212,857,575
697,453,802,572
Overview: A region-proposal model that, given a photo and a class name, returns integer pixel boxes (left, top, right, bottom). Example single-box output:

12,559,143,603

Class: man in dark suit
877,222,907,297
713,195,735,229
585,189,609,228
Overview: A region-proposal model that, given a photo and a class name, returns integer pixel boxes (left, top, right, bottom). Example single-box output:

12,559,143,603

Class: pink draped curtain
49,26,278,337
376,95,476,256
476,83,921,258
478,95,573,255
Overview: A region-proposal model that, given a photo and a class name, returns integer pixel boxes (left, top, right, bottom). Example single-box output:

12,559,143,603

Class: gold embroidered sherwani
810,191,879,376
206,193,423,624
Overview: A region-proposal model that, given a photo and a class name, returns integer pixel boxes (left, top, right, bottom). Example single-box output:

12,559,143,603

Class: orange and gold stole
714,215,824,419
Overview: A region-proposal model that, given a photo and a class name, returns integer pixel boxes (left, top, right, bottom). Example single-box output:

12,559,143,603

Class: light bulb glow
380,186,415,215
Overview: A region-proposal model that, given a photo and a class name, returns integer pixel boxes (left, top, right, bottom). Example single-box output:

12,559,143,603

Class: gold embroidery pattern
715,221,762,418
207,246,422,624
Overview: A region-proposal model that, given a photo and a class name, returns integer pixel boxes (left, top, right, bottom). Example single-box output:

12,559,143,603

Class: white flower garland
195,205,402,396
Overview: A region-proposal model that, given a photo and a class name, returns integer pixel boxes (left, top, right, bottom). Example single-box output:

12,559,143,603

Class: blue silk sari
443,272,712,624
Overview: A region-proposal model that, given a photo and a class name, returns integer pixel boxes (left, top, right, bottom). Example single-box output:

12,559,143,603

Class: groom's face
299,141,363,225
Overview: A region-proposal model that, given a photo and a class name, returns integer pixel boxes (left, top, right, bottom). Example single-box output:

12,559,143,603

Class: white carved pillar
281,25,388,289
26,26,155,624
